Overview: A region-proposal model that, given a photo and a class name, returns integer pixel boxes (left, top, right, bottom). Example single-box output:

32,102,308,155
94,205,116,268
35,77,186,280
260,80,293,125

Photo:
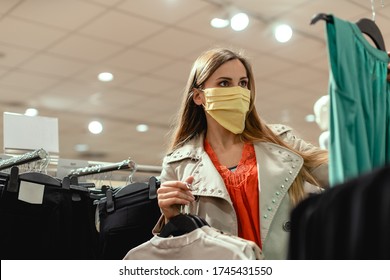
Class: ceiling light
274,24,293,43
98,72,114,82
210,18,229,28
305,114,316,122
24,108,38,116
230,12,249,31
88,121,103,134
136,124,149,132
74,144,89,152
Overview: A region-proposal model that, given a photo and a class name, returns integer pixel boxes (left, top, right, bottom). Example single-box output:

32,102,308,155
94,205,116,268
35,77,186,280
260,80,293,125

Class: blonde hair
168,47,328,205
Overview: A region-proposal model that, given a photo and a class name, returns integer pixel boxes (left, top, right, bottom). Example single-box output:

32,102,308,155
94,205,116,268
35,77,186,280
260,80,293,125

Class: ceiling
0,0,389,171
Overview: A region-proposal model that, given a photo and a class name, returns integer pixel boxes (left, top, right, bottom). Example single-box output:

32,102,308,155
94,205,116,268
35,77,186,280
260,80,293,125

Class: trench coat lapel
255,142,303,244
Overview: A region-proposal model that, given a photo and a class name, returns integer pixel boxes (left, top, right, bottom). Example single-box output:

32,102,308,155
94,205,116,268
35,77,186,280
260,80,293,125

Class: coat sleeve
269,124,316,152
152,154,179,235
159,153,177,183
269,124,329,188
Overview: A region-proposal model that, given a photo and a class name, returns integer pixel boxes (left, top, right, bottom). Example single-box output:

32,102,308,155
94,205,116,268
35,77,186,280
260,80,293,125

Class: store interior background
0,0,389,171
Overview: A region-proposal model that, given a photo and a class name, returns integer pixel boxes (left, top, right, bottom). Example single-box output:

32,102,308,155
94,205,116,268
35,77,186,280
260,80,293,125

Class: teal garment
325,15,390,186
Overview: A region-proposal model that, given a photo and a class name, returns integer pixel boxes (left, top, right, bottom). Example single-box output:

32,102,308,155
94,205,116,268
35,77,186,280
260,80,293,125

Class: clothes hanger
363,0,387,51
310,13,332,25
355,18,386,51
158,201,209,237
113,176,159,199
6,166,62,193
19,172,62,187
115,182,151,198
188,214,210,227
158,213,201,238
100,176,159,213
6,166,20,193
311,12,386,51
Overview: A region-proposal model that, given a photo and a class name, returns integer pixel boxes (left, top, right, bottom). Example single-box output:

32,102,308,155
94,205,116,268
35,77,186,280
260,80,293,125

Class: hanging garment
0,169,99,260
325,15,390,186
123,225,263,260
0,169,73,259
96,177,161,259
0,172,9,198
288,164,390,259
67,185,99,259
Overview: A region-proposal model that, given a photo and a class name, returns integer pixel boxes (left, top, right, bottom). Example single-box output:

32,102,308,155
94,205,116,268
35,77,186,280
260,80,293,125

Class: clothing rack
68,158,137,178
134,164,162,174
0,148,49,171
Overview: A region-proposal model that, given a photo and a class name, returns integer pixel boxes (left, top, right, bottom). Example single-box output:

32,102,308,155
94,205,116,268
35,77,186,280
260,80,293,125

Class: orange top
204,140,261,248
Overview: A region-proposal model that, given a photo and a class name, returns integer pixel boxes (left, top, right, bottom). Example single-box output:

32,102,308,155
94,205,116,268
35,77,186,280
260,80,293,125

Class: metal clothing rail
0,148,48,171
136,164,162,174
68,158,137,178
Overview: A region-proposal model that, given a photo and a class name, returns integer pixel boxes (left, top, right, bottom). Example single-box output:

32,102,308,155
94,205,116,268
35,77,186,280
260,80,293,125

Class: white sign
3,112,59,153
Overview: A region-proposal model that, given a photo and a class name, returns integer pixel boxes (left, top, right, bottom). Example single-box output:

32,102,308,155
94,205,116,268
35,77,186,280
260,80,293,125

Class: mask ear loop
192,88,206,108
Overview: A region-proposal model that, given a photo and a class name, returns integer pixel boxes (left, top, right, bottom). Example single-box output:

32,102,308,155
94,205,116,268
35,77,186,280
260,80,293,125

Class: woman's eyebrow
216,76,232,80
216,76,248,80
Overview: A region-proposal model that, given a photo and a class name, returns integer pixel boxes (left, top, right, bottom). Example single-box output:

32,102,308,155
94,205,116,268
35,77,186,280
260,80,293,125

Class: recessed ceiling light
136,124,149,132
88,121,103,134
275,24,293,43
98,72,114,82
74,144,89,152
230,12,249,31
24,108,38,116
210,18,229,28
305,114,316,122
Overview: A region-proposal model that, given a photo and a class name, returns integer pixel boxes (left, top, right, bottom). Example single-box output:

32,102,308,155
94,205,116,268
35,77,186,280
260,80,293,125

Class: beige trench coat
155,124,328,259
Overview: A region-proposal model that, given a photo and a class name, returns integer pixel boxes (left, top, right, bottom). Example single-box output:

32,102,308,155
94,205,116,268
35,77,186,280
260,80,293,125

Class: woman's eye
219,81,229,87
239,80,248,88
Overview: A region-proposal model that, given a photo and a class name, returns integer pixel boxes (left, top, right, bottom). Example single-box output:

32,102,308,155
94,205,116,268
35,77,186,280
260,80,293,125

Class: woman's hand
157,176,195,221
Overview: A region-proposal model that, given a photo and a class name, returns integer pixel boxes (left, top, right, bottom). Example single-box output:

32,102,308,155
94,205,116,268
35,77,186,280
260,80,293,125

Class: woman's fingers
157,179,195,219
158,186,194,207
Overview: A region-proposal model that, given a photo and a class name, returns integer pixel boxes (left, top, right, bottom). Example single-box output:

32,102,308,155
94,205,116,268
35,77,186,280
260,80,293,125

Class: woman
155,47,329,260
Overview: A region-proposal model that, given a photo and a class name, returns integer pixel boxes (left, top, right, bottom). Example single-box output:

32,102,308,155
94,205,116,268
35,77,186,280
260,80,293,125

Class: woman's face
203,59,248,90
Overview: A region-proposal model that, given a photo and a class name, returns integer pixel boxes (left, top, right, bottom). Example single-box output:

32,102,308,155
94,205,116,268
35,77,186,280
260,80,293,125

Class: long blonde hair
168,47,328,205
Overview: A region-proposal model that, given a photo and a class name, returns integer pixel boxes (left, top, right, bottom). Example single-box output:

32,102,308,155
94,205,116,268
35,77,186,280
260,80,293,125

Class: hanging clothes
0,168,99,260
325,15,390,186
123,225,263,260
288,164,390,259
96,178,161,259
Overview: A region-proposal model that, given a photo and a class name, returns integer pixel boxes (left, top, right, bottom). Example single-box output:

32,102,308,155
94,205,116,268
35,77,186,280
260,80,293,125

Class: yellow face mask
203,86,250,134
